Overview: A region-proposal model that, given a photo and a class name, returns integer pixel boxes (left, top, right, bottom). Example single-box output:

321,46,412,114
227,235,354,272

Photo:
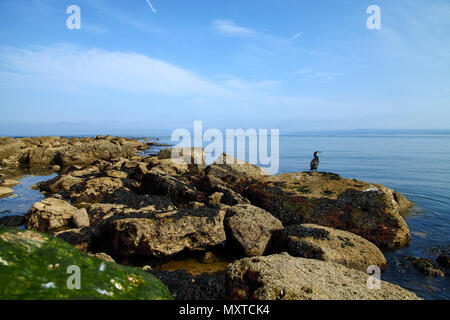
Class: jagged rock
0,179,19,187
245,172,412,249
141,167,204,204
87,252,115,263
34,175,83,194
25,198,86,232
157,147,205,174
69,177,123,204
86,195,175,225
409,257,445,277
0,187,13,199
0,227,172,299
72,208,90,228
0,215,25,227
54,227,98,251
196,153,269,194
225,204,283,256
149,269,226,300
272,224,387,272
226,253,420,300
100,207,226,257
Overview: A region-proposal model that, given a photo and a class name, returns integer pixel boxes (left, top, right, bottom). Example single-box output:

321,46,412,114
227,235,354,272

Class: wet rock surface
244,172,412,249
271,224,387,272
226,253,421,300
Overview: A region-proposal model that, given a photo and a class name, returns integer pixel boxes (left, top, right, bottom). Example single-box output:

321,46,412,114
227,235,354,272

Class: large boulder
141,167,204,204
0,227,172,299
58,141,123,165
157,147,205,174
197,153,269,194
69,177,123,204
272,224,387,272
225,204,283,256
226,253,420,300
25,198,86,233
245,172,412,249
100,207,226,257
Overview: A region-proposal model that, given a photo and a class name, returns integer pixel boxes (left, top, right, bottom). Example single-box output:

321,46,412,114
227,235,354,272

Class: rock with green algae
0,227,173,300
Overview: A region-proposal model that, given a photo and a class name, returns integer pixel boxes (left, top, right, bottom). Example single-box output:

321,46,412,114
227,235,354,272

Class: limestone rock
100,207,226,257
245,172,412,249
225,204,283,256
226,253,420,300
273,224,387,271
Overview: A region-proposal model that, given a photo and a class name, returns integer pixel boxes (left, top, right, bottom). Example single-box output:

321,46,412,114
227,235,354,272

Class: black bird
309,151,321,175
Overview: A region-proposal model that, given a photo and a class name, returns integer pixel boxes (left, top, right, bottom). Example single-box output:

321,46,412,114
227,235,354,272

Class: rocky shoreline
0,136,434,299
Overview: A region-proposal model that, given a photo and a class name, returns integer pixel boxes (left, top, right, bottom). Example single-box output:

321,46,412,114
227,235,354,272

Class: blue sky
0,0,449,136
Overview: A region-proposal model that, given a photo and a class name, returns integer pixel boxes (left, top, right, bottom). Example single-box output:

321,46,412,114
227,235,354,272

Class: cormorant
309,151,321,175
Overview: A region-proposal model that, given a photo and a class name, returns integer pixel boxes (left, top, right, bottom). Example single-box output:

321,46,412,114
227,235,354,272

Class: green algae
0,227,172,300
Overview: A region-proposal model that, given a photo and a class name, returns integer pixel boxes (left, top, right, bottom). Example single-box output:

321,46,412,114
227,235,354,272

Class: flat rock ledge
272,224,387,272
226,253,421,300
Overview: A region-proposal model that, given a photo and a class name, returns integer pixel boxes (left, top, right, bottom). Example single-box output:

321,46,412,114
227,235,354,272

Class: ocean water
143,131,450,299
1,131,449,299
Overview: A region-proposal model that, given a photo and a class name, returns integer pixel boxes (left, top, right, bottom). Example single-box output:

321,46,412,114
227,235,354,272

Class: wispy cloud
290,32,303,41
145,0,157,13
212,20,255,36
0,44,231,97
296,69,344,83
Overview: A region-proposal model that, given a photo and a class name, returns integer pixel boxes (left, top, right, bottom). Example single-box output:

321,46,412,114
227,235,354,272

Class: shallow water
1,132,449,299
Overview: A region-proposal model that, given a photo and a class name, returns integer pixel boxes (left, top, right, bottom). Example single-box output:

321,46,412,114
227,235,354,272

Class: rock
52,165,61,171
69,177,123,204
149,269,226,300
437,252,450,268
0,179,19,187
86,252,115,263
25,198,82,232
59,141,122,165
272,224,387,272
54,227,97,251
105,170,128,179
100,207,226,257
0,187,14,199
0,215,26,227
196,153,269,194
0,227,172,299
409,257,445,277
72,208,90,228
225,204,283,256
245,172,412,249
141,168,204,204
34,175,83,195
158,147,205,174
226,253,420,300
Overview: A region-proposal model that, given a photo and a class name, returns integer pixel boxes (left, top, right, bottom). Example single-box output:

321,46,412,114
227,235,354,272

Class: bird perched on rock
309,151,321,176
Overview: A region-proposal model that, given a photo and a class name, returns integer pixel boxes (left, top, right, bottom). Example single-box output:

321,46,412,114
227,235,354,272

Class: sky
0,0,449,136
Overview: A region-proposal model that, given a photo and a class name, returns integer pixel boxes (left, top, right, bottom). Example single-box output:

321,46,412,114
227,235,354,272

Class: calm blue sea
1,131,449,299
142,131,450,299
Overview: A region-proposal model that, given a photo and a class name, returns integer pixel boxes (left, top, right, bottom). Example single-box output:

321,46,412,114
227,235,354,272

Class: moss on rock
0,227,172,300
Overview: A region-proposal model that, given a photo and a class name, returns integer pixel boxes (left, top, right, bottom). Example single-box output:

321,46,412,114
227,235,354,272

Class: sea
1,130,449,299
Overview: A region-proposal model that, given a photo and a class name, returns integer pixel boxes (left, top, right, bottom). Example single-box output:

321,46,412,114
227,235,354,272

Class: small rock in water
0,179,19,187
0,215,26,227
0,187,14,199
409,257,445,277
437,252,450,268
